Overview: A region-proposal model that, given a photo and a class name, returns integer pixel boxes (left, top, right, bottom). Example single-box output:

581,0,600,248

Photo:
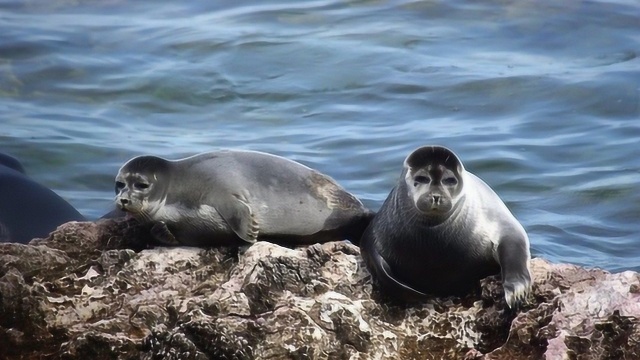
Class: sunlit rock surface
0,219,638,359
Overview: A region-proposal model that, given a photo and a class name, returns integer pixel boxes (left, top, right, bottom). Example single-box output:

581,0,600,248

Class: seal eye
134,182,150,190
413,175,430,187
115,181,125,194
443,177,458,186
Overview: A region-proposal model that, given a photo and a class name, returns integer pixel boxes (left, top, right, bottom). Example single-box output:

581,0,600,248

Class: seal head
404,145,465,221
115,156,170,220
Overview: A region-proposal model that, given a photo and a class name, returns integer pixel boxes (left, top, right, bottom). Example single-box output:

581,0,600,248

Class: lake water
1,0,638,272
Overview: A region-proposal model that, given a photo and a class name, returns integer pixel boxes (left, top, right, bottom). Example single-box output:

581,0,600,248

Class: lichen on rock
0,219,639,359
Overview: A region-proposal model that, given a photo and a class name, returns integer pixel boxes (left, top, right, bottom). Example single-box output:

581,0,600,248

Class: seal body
0,153,85,243
361,145,531,307
115,150,373,246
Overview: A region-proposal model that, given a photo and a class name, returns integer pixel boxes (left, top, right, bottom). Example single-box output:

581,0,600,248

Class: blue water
1,0,638,272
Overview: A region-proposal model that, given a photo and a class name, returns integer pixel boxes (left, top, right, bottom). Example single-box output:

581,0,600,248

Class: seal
0,152,86,244
115,149,373,246
0,152,26,174
360,145,531,308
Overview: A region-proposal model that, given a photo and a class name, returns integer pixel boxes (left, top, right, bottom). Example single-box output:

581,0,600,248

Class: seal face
115,150,373,247
115,156,169,220
403,147,464,220
361,145,531,308
0,152,85,244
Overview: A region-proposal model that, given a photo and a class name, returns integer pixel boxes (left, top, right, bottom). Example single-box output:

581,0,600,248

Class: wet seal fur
361,145,531,307
115,149,373,246
0,152,85,243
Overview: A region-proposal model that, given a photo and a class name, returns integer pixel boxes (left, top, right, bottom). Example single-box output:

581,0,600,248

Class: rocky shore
1,219,638,359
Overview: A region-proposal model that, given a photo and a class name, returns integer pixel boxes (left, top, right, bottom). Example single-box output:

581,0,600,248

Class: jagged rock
0,219,639,359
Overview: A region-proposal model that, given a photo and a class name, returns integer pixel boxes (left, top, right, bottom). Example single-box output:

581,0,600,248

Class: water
1,0,638,272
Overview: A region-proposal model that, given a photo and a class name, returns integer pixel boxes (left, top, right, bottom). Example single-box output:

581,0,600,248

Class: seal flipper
498,235,532,308
214,193,259,244
362,234,430,301
150,221,180,245
375,251,431,301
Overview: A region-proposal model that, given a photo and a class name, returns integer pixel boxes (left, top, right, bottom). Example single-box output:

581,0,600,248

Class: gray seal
115,149,373,246
361,145,531,308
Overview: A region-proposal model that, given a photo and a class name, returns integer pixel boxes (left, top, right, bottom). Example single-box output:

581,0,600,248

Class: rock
0,219,639,359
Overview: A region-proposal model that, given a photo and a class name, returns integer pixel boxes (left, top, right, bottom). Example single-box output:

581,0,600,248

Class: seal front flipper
498,235,532,308
375,252,430,301
214,193,259,244
362,234,429,301
150,221,180,245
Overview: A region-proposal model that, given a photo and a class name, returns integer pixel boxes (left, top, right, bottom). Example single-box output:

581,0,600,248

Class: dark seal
361,145,531,307
115,149,373,246
0,152,85,243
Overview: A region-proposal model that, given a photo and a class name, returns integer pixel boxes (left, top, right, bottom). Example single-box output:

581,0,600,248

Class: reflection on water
1,0,639,272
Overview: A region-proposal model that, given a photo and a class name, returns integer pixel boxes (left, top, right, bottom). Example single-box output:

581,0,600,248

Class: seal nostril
120,198,129,205
432,195,441,204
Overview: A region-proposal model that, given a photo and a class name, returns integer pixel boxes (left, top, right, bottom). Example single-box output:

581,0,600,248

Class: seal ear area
403,145,464,174
118,155,171,191
120,155,171,175
115,171,155,192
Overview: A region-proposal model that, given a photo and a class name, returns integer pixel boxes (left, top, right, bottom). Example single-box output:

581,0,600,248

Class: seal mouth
425,207,447,216
116,202,143,220
416,199,448,214
117,203,132,213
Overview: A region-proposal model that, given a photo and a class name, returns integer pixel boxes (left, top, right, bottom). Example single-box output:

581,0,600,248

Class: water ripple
1,0,639,271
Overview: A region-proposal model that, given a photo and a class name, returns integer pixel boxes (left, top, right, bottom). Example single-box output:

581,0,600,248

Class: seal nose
432,194,441,205
120,198,130,206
